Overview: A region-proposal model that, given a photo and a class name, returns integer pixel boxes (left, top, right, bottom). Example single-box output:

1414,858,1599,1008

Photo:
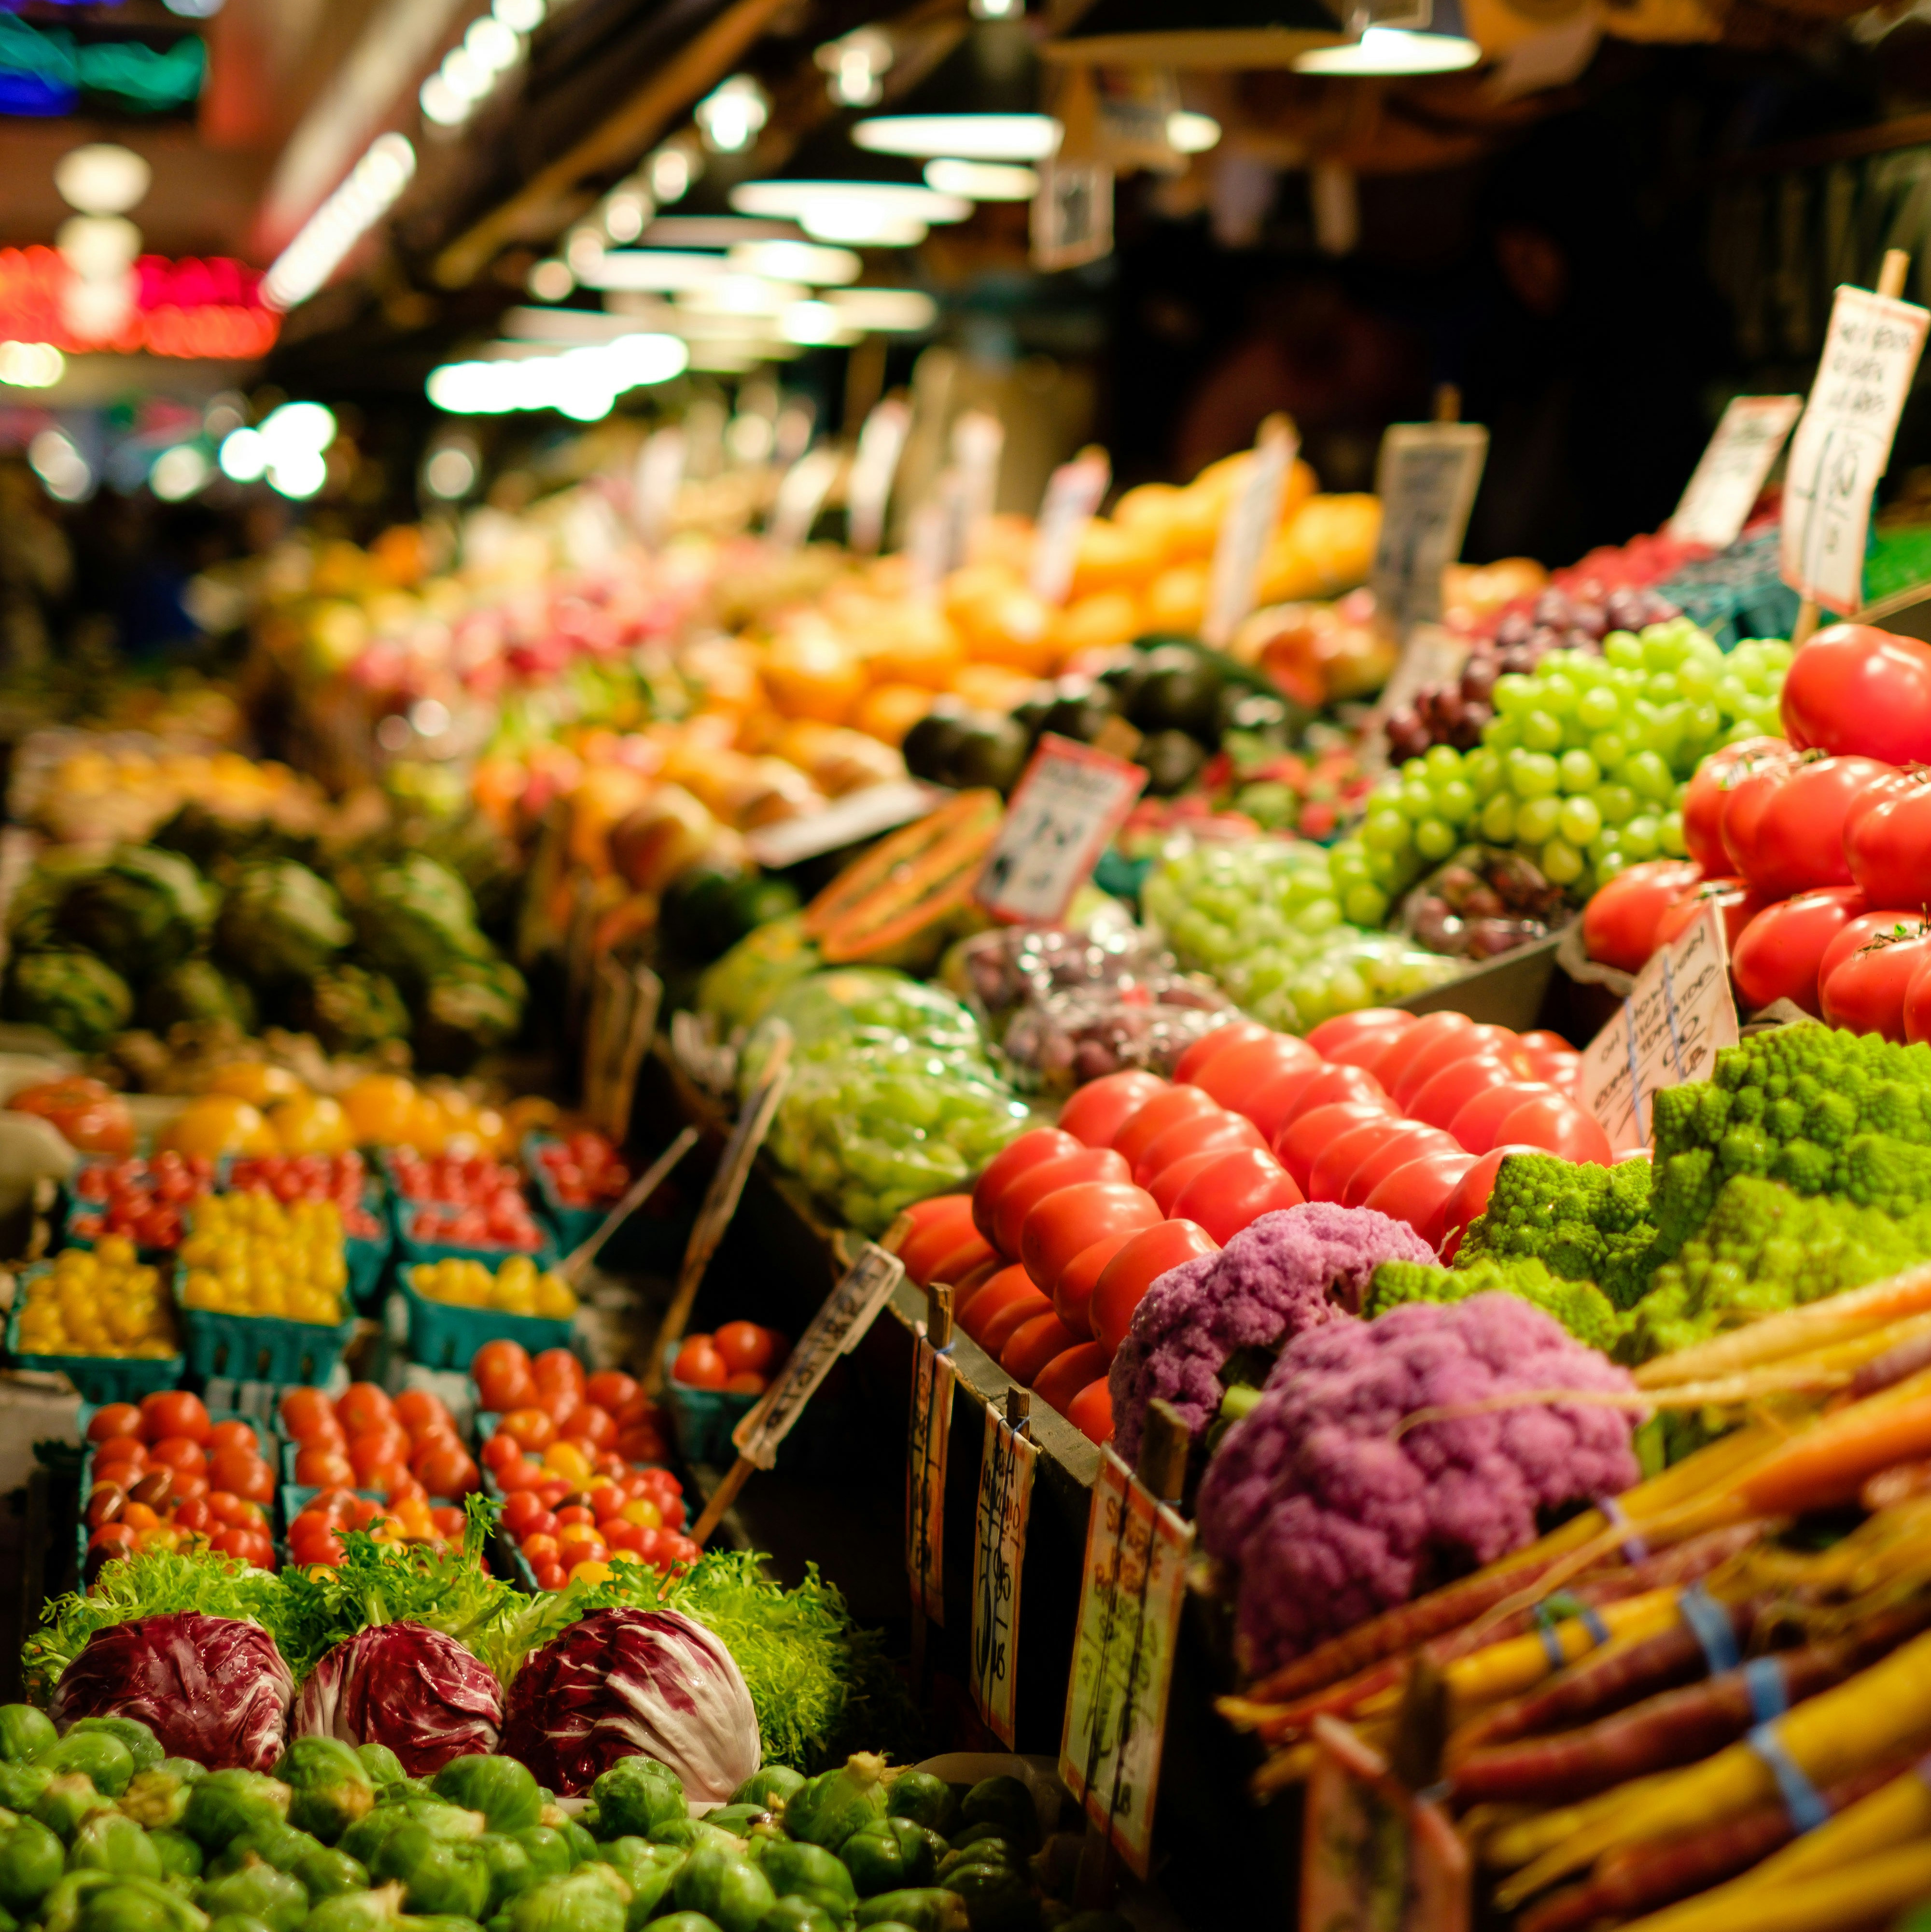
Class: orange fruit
268,1092,353,1156
1140,563,1208,636
341,1074,418,1146
951,663,1043,714
865,608,966,690
851,682,934,747
762,629,864,724
1068,520,1163,599
207,1063,306,1107
156,1095,275,1159
1050,590,1142,657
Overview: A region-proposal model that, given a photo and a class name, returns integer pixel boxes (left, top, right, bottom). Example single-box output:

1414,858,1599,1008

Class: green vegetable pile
0,1708,1078,1932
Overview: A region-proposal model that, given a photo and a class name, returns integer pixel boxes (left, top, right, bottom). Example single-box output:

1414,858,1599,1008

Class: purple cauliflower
1109,1203,1436,1463
1197,1293,1640,1676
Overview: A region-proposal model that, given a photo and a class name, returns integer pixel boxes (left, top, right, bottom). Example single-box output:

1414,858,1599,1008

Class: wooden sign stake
908,1279,955,1690
558,1125,699,1288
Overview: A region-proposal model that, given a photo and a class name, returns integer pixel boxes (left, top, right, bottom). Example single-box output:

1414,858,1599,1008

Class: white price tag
1029,449,1111,606
906,1333,955,1624
745,782,938,871
969,1405,1038,1746
1669,394,1802,550
768,447,841,549
1781,283,1930,615
1032,160,1114,271
1579,902,1739,1152
1375,624,1469,732
733,1244,905,1469
974,734,1147,925
847,398,911,555
952,411,1005,540
905,476,964,593
1203,416,1296,647
1059,1449,1193,1877
632,428,685,547
1369,422,1488,639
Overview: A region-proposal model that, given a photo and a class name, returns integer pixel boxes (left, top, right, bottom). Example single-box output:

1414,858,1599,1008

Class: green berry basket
172,1267,357,1388
6,1262,185,1404
400,1278,575,1373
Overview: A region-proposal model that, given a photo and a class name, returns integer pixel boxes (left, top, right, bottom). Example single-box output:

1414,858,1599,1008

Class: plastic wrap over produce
51,1612,294,1772
499,1608,759,1802
292,1622,504,1777
1398,845,1568,961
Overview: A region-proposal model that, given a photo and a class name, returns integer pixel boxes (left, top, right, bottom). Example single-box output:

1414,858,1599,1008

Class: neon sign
0,247,279,359
0,15,205,117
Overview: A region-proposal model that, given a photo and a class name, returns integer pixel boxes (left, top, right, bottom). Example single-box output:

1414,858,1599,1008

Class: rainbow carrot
1616,1839,1931,1932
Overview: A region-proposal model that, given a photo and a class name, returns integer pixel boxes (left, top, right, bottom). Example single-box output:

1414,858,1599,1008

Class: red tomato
499,1490,552,1536
1448,1081,1561,1155
1167,1148,1303,1245
1307,1119,1415,1205
1683,737,1795,874
1189,1035,1320,1113
1130,1110,1265,1190
295,1447,354,1489
172,1470,208,1504
895,1195,981,1283
140,1390,210,1444
1055,1071,1169,1148
1368,1012,1479,1100
1388,1024,1519,1111
1720,749,1801,878
205,1420,260,1460
1407,1055,1519,1133
977,1285,1056,1357
1846,774,1931,908
950,1254,1007,1317
1582,859,1706,974
211,1527,260,1565
559,1403,616,1452
1654,877,1766,955
1034,1343,1109,1416
1363,1149,1478,1250
1903,955,1931,1046
212,1447,275,1503
1019,1181,1162,1294
94,1435,146,1470
86,1403,143,1444
1342,1125,1460,1210
1737,756,1898,898
1493,1093,1613,1165
494,1460,541,1495
1091,1220,1220,1359
1143,1150,1215,1216
1271,1063,1390,1135
349,1428,409,1481
923,1231,999,1294
1820,912,1931,1039
672,1337,729,1389
174,1497,213,1534
957,1267,1049,1348
501,1406,556,1450
1110,1085,1226,1172
393,1389,446,1438
714,1323,778,1374
968,1131,1079,1245
1171,1020,1274,1085
1065,1380,1114,1445
533,1349,585,1397
1273,1101,1395,1192
336,1384,393,1436
1237,1061,1336,1144
586,1371,641,1414
1303,1008,1418,1062
1731,887,1868,1016
1048,1228,1135,1338
1002,1311,1082,1385
415,1444,478,1498
1782,623,1931,765
991,1147,1131,1258
1437,1145,1542,1260
601,1517,647,1554
723,1371,767,1394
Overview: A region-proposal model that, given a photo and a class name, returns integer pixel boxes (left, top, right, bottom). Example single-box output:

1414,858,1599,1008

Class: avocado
1096,651,1153,714
1038,681,1119,745
1127,644,1222,741
950,715,1032,794
902,710,972,785
1219,687,1295,739
1136,729,1208,796
1008,690,1054,743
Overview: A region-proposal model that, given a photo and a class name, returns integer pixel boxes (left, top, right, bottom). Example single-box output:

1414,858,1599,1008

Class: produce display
406,1256,577,1320
18,1243,178,1360
280,1383,480,1504
177,1194,348,1325
671,1325,787,1398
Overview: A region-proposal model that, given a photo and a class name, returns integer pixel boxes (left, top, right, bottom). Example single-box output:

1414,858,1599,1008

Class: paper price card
1058,1449,1194,1877
847,398,910,555
734,1243,905,1469
1029,449,1111,606
975,734,1147,926
1032,160,1114,271
1579,900,1739,1152
905,1333,955,1624
632,428,685,547
768,447,841,549
1781,284,1930,614
1668,394,1802,550
1203,416,1297,648
970,1406,1038,1746
1370,423,1489,640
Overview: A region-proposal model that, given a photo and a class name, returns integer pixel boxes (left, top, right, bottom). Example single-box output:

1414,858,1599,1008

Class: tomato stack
1584,621,1931,1037
472,1340,669,1465
533,1131,633,1208
83,1393,277,1572
670,1322,787,1396
70,1153,216,1252
389,1151,546,1251
227,1153,385,1239
281,1382,481,1501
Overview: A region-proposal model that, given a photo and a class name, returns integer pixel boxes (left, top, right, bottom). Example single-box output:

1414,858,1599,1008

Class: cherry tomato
1034,1343,1109,1416
521,1532,561,1564
140,1390,210,1444
211,1526,260,1564
1846,771,1931,908
1738,755,1898,899
1189,1034,1321,1114
1273,1101,1394,1192
1130,1110,1265,1190
1683,737,1795,874
586,1370,642,1413
86,1403,143,1444
1342,1124,1460,1210
1270,1063,1390,1137
415,1444,478,1498
350,1428,410,1481
92,1460,141,1494
1782,623,1931,765
471,1341,538,1414
173,1497,213,1534
533,1349,586,1398
969,1130,1081,1245
601,1517,647,1554
1303,1008,1417,1064
1406,1055,1520,1133
90,1521,138,1557
1002,1311,1082,1386
1582,859,1706,974
1090,1219,1219,1360
1820,912,1931,1039
1437,1144,1544,1261
212,1448,275,1505
532,1561,567,1591
499,1491,551,1536
1065,1380,1114,1445
895,1195,982,1285
495,1459,541,1494
1167,1148,1303,1246
672,1337,729,1389
336,1384,393,1436
1051,1229,1138,1337
1171,1021,1273,1086
1054,1070,1170,1148
94,1435,146,1470
723,1371,767,1394
501,1406,557,1450
393,1389,447,1438
957,1266,1049,1350
1388,1024,1519,1112
990,1147,1131,1259
1731,886,1868,1017
558,1403,616,1452
1363,1149,1478,1251
1110,1086,1226,1174
1019,1181,1162,1294
295,1447,354,1489
1448,1081,1561,1155
1492,1093,1613,1166
205,1420,260,1460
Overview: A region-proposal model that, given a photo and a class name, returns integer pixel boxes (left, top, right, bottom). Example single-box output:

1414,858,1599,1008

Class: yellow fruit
157,1095,276,1160
850,682,933,748
503,1096,560,1140
342,1074,420,1146
207,1063,307,1108
1141,563,1209,635
268,1093,354,1155
533,1274,577,1318
1050,590,1142,657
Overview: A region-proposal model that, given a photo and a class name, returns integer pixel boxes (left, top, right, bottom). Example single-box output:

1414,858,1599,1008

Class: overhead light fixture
426,333,688,417
29,429,91,503
924,158,1037,200
731,181,967,245
565,227,606,278
853,20,1058,161
0,342,64,388
828,287,938,331
695,75,769,154
421,3,538,132
423,434,479,500
676,275,808,316
647,144,696,203
780,301,862,346
219,426,268,482
54,143,151,216
58,213,140,340
493,0,545,27
580,251,729,292
527,258,574,300
1167,110,1221,151
816,28,893,108
727,240,861,284
1292,0,1480,71
602,186,652,243
262,133,415,311
150,443,211,502
254,401,337,498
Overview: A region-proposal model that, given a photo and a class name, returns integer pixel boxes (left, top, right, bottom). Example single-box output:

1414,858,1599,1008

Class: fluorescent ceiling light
1293,26,1480,70
54,144,150,215
151,443,211,502
781,301,861,346
426,333,688,417
675,275,809,316
731,181,969,224
219,427,268,482
493,0,544,27
727,240,861,284
579,250,729,292
924,158,1036,200
262,133,416,311
1167,111,1221,152
827,287,938,332
852,112,1059,161
0,342,63,388
527,258,574,300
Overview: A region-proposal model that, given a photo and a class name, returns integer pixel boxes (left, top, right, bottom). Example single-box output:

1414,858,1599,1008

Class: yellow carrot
1615,1837,1931,1932
1493,1625,1931,1907
1724,1756,1931,1893
1436,1588,1686,1714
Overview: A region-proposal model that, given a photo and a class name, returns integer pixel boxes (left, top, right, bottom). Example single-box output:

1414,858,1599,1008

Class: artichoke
348,858,492,993
215,861,351,985
151,801,303,877
412,960,527,1073
2,950,133,1050
53,848,215,981
139,960,256,1036
285,964,410,1056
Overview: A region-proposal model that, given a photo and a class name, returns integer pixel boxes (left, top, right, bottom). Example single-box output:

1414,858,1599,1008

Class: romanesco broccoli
1368,1254,1623,1352
1457,1151,1661,1309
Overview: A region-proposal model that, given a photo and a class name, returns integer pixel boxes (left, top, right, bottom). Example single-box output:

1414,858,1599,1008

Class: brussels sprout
336,1813,408,1872
0,1766,51,1816
209,1827,324,1879
66,1720,161,1778
161,1764,209,1789
647,1823,736,1857
291,1850,364,1905
0,1815,65,1914
474,1839,533,1918
503,1871,626,1932
298,1890,402,1932
195,1863,307,1932
557,1827,595,1872
673,1845,775,1932
784,1759,887,1852
278,1743,375,1848
757,1901,839,1932
933,1848,1015,1885
39,1734,135,1799
730,1772,805,1816
355,1751,406,1795
649,1918,722,1932
838,1821,935,1900
430,1764,539,1839
397,1916,484,1932
504,1833,569,1887
370,1825,490,1921
595,1842,680,1932
183,1777,291,1854
70,1813,163,1882
953,1787,1032,1856
748,1843,854,1911
208,1915,275,1932
0,1709,55,1765
699,1810,771,1842
35,1774,112,1843
936,1867,1035,1932
150,1836,204,1885
39,1869,117,1932
882,1777,948,1836
778,1893,851,1927
123,1771,194,1831
76,1875,210,1932
853,1895,965,1932
585,1763,682,1844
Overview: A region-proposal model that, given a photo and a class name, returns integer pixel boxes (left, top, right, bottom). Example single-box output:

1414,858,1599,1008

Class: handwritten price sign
905,1333,955,1624
1668,394,1800,550
975,735,1147,925
1058,1449,1193,1876
1370,423,1488,640
969,1404,1038,1746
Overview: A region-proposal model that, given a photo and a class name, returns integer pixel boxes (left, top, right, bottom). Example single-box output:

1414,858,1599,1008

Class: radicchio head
292,1621,503,1776
499,1607,759,1801
51,1613,293,1771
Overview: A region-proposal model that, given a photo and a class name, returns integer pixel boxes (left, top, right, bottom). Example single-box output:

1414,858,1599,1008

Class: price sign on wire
1032,160,1114,271
974,734,1147,926
905,1330,956,1624
1668,394,1802,550
768,447,841,549
1369,422,1489,640
1781,282,1930,615
847,398,911,555
1579,900,1739,1152
734,1243,905,1469
1030,448,1112,606
970,1400,1039,1746
1058,1448,1194,1877
632,428,686,547
1202,415,1297,648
